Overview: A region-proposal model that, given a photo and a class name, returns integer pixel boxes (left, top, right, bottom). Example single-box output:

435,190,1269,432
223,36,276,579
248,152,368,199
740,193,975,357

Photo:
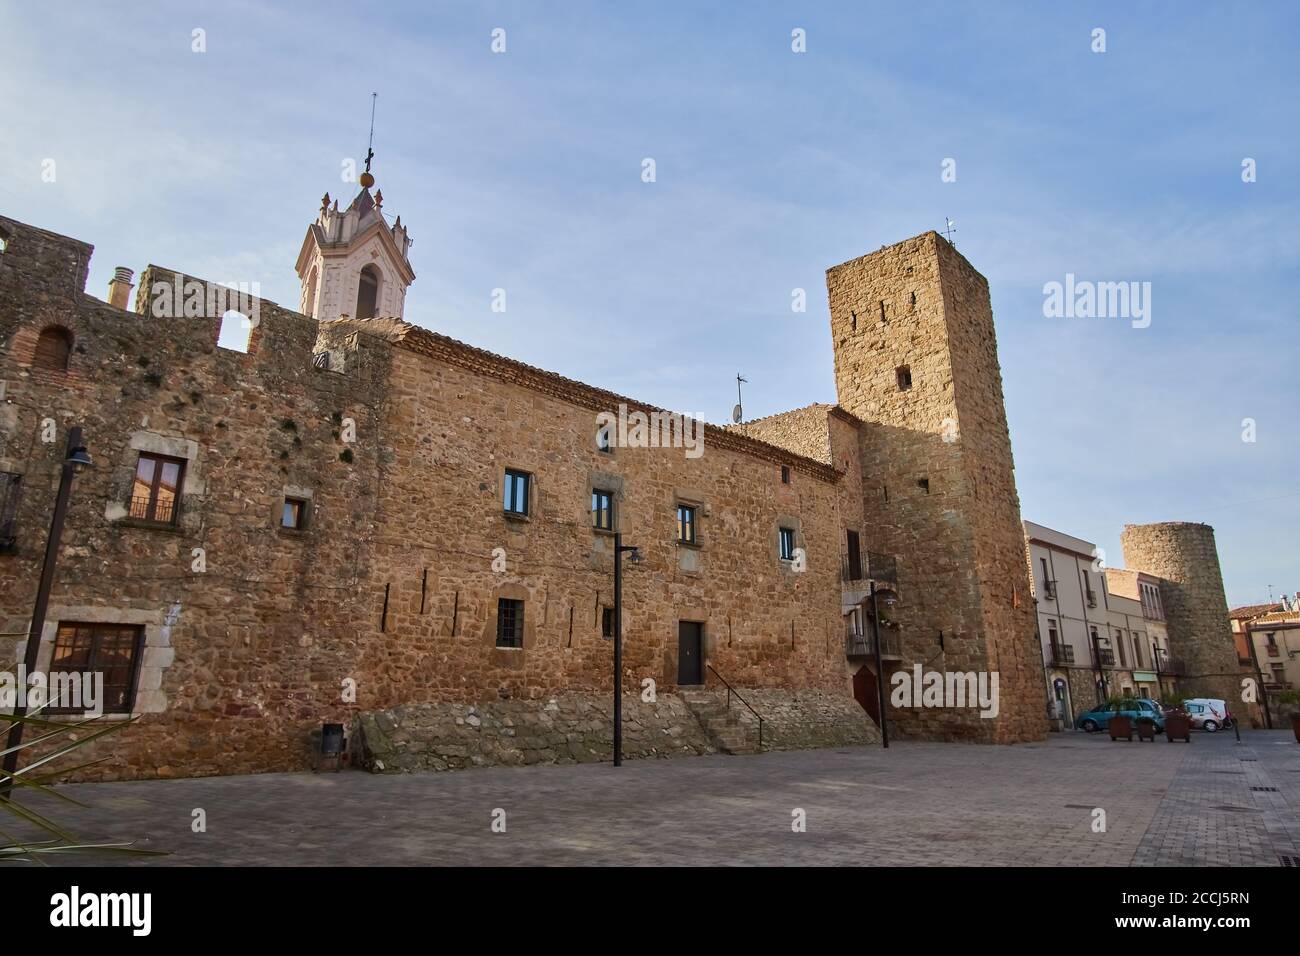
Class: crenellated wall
0,213,870,780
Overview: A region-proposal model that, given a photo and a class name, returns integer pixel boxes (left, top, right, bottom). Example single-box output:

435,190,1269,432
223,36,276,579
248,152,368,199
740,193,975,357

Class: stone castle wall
352,688,878,774
0,213,1048,780
1120,522,1241,706
0,216,391,778
0,213,872,780
826,233,1045,742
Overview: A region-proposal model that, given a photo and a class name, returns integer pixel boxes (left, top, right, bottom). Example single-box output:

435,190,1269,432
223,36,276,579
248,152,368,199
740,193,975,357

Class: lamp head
67,445,94,469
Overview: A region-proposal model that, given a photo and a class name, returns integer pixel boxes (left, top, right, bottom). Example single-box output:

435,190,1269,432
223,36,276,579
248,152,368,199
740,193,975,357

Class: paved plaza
20,728,1300,866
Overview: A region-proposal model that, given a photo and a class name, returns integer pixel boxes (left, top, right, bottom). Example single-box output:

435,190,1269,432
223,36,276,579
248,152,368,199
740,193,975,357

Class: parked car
1182,698,1233,732
1076,698,1166,733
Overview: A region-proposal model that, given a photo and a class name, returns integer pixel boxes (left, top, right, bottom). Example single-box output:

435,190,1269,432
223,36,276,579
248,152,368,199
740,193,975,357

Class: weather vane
942,217,957,245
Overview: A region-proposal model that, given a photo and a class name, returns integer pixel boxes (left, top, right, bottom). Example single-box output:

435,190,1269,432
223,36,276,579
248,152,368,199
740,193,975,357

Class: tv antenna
732,373,747,424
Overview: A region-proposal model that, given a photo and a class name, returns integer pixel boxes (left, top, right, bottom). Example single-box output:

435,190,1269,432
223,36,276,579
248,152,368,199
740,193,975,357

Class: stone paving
14,728,1299,866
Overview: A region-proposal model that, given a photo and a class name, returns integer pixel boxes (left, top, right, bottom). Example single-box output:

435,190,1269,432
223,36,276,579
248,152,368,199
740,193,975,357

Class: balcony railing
841,547,898,584
1047,644,1075,666
129,495,176,525
1266,645,1281,658
1042,580,1057,600
1085,590,1098,608
1096,648,1116,667
1156,657,1185,675
845,628,902,660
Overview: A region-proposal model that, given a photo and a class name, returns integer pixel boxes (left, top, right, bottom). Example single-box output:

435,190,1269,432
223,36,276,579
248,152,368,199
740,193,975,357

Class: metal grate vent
1250,786,1279,792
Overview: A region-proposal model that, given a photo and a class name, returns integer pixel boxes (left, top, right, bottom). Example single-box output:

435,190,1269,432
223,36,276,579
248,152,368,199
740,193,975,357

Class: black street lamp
1,426,93,798
869,581,896,749
612,532,640,767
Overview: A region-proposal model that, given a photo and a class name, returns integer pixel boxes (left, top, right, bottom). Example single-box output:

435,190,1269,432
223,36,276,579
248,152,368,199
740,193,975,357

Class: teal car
1076,698,1166,733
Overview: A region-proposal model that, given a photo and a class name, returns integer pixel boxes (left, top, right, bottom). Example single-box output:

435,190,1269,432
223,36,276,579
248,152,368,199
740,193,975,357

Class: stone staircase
679,689,761,755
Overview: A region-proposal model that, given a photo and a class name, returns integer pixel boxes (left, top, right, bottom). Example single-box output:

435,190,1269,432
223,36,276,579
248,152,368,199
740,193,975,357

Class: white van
1182,698,1233,732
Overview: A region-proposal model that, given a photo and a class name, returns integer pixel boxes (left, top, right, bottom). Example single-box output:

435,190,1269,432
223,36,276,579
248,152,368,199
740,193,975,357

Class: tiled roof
322,317,845,483
1228,602,1282,620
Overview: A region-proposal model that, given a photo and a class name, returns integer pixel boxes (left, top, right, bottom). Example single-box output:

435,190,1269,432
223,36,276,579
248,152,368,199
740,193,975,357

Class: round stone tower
1120,522,1240,706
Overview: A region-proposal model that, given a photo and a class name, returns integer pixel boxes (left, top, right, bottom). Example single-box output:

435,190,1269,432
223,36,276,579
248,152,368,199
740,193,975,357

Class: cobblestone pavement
16,728,1299,866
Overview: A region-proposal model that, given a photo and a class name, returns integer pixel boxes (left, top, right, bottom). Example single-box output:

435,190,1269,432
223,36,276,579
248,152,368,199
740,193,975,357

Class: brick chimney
107,266,134,310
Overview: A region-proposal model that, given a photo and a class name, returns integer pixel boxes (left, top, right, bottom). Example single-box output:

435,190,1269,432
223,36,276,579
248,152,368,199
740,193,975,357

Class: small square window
917,478,929,494
778,527,796,561
504,469,531,516
896,366,912,390
497,598,524,648
602,607,614,639
780,465,790,484
281,497,307,530
592,488,614,530
677,504,697,544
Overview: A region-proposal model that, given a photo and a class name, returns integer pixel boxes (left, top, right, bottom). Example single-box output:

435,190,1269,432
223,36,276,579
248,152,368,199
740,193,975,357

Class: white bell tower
294,177,415,323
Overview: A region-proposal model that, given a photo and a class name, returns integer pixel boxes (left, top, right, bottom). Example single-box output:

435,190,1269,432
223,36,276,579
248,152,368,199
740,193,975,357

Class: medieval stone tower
826,232,1044,742
1120,522,1240,705
294,179,415,323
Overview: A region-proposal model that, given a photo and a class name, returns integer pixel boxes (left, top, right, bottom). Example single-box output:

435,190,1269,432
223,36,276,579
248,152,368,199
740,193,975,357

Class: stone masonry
0,204,1040,781
1120,522,1242,706
824,234,1045,742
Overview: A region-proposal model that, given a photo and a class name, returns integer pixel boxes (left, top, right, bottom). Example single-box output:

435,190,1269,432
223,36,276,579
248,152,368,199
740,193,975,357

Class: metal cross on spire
364,92,377,174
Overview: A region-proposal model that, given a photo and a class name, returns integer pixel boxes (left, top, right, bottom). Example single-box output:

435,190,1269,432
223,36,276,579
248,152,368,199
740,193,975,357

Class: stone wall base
353,690,880,774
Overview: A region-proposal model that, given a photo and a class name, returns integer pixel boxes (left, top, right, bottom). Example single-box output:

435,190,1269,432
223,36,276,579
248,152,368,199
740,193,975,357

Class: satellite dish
732,404,743,424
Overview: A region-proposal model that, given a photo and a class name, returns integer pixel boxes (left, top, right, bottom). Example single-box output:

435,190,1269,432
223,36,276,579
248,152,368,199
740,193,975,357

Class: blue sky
2,1,1296,607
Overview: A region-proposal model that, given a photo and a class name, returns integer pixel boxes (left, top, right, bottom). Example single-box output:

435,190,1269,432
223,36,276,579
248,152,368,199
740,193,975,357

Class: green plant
0,696,166,863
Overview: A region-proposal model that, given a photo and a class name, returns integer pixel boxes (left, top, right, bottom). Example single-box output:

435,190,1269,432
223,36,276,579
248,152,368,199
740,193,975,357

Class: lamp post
1,426,93,798
869,581,895,749
612,532,640,767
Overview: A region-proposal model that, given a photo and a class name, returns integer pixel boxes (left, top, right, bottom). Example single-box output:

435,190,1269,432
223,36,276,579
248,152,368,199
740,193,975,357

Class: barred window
497,598,524,648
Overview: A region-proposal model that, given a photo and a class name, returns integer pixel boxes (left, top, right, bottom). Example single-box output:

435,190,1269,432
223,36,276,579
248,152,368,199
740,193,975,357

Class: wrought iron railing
841,546,898,584
1096,648,1116,667
129,495,176,524
705,663,764,751
1048,644,1075,666
845,628,902,659
1157,656,1185,675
